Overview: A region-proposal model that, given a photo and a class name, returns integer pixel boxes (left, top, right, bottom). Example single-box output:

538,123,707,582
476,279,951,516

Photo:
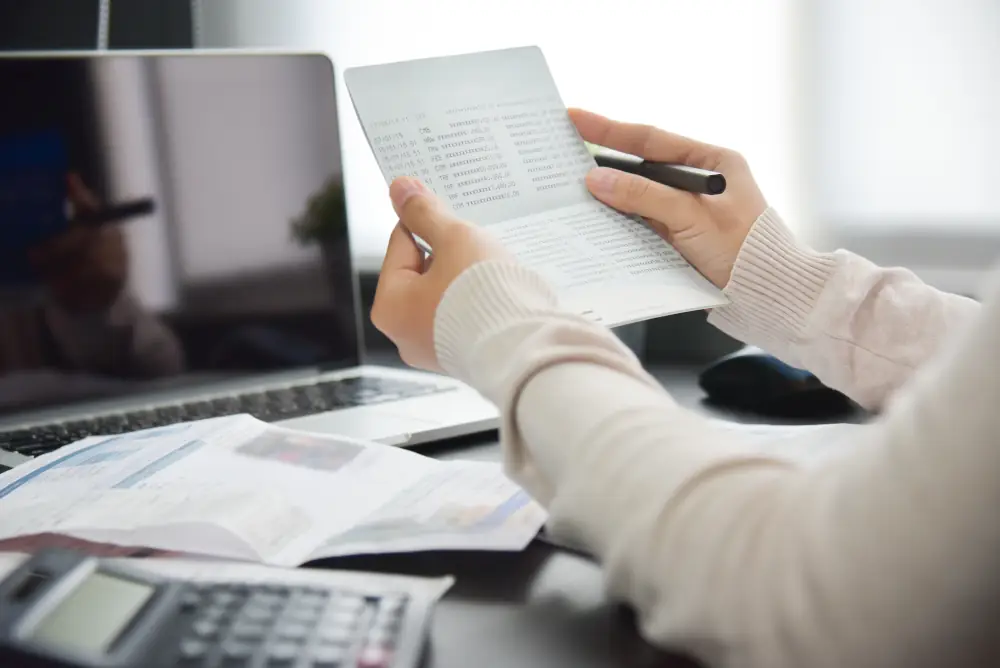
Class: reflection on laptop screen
0,53,359,418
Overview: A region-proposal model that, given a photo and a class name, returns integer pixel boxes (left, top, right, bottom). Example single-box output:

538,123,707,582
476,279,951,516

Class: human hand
371,177,511,371
570,108,768,289
29,173,128,313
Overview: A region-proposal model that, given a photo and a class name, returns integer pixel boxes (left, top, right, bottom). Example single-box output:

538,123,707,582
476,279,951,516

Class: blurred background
192,0,1000,297
3,0,999,359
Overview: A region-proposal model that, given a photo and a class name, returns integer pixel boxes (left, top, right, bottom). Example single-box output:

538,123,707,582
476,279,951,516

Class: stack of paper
0,415,547,565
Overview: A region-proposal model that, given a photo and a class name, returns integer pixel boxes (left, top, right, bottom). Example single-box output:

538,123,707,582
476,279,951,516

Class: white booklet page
0,415,547,565
345,46,727,327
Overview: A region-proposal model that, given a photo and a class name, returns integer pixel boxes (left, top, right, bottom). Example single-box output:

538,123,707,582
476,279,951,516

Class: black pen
594,153,727,195
73,197,156,226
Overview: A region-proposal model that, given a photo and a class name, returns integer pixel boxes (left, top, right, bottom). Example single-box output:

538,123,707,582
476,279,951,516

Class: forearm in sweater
436,260,1000,668
707,209,980,409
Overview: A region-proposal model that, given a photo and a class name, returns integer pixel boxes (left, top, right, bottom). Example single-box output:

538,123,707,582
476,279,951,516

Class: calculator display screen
30,571,154,654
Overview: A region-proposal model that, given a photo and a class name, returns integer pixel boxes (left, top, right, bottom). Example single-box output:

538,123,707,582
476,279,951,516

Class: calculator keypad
173,583,410,667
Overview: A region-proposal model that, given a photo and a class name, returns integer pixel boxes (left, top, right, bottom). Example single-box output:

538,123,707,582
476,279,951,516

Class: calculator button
283,606,321,624
191,619,221,639
250,593,288,612
297,593,329,609
211,591,241,607
310,642,348,667
286,596,327,610
317,625,353,646
220,639,255,660
178,637,209,661
179,590,203,611
223,583,251,597
241,603,277,623
330,595,365,614
286,596,325,613
267,640,301,662
275,621,311,641
229,620,269,641
323,610,360,629
262,585,293,598
201,604,229,621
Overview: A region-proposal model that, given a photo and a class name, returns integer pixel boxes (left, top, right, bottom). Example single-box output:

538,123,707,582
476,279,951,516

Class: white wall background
149,54,340,282
90,58,179,310
195,0,803,268
94,56,340,309
812,0,1000,229
91,54,342,309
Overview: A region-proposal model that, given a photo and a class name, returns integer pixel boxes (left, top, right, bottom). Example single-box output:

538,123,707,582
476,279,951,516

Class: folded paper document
0,415,547,565
345,46,727,328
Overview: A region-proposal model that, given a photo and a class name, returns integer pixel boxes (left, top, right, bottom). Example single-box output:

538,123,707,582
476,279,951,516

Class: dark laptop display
0,54,365,434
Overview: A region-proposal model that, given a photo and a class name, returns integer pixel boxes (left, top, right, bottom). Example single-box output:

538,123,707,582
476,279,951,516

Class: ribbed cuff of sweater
707,208,839,347
435,261,560,383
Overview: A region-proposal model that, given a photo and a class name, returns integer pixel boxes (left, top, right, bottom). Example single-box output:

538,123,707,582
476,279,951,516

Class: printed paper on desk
309,460,544,559
0,415,547,565
344,46,727,328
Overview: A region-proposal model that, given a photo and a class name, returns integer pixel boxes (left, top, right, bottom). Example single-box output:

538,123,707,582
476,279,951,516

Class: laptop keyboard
0,375,452,459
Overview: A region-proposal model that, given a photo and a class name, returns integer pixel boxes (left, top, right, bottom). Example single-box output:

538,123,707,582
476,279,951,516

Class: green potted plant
290,176,348,248
290,176,351,292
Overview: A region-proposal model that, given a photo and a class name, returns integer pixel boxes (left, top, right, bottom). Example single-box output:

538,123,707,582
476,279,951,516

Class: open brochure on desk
0,415,547,566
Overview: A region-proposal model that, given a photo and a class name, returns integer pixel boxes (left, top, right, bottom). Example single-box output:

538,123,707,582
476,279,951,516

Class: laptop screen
0,53,361,419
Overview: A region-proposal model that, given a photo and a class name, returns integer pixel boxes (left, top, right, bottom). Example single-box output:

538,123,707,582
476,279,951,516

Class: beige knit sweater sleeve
433,209,999,668
707,209,979,409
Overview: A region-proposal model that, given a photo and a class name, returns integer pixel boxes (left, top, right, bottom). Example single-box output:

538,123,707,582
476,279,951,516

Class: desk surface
315,365,849,668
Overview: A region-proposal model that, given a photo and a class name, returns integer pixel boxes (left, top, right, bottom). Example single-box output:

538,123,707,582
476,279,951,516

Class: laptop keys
0,376,452,457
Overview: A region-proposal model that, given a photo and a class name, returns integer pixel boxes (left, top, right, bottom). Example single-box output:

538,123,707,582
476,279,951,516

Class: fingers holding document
569,107,727,170
372,177,511,372
569,108,769,289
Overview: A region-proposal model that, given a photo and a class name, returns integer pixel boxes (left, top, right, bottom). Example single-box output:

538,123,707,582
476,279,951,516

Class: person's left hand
29,174,128,313
371,177,511,371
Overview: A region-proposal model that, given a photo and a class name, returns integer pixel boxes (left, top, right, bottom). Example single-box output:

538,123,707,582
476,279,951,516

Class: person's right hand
29,173,128,313
570,108,768,289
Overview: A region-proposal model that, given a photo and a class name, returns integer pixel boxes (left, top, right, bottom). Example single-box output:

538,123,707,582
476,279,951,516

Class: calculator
0,549,437,668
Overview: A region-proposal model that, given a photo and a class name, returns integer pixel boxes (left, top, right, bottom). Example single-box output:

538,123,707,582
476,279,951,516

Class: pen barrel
594,154,726,195
638,162,726,195
74,198,156,226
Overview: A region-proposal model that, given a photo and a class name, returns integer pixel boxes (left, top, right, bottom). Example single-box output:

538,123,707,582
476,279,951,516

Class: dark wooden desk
311,365,777,668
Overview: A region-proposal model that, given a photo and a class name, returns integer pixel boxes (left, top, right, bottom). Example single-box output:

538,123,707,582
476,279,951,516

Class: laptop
0,51,498,470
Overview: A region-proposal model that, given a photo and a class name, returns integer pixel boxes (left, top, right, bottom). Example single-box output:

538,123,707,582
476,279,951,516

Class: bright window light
197,0,801,268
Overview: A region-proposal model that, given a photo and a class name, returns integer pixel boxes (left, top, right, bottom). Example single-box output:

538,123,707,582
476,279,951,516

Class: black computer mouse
698,347,856,419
